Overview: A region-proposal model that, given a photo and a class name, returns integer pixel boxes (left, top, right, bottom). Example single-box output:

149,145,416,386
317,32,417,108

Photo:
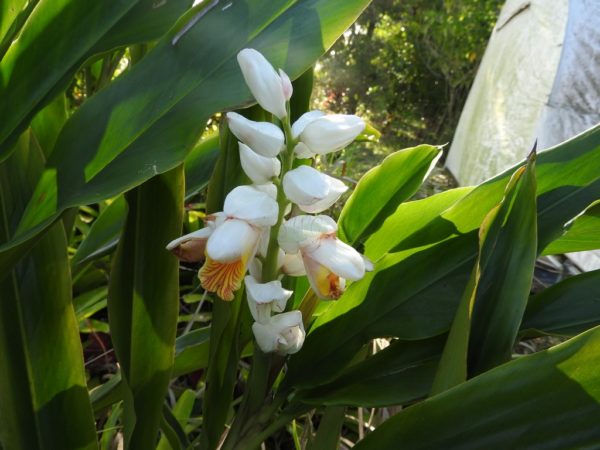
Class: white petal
279,69,293,101
291,110,326,138
253,182,278,200
293,142,315,159
298,176,347,213
166,227,213,262
304,237,366,281
257,227,271,258
224,185,279,227
283,166,329,205
300,114,365,154
237,49,288,119
282,252,306,276
270,311,305,354
227,112,284,157
166,227,212,251
206,219,260,263
252,311,305,354
239,143,281,184
245,276,292,322
278,215,337,253
245,276,292,305
283,166,348,213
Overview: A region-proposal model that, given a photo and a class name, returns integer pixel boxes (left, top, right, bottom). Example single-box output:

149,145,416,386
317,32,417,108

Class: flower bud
227,112,284,157
245,276,293,324
300,114,365,155
283,165,348,213
252,311,305,355
237,48,288,119
239,143,281,184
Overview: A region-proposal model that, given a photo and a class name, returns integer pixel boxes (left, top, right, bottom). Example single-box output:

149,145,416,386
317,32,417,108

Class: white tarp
446,0,600,271
446,0,568,185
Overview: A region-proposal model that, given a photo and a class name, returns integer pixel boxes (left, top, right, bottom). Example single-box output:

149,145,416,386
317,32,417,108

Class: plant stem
221,112,297,450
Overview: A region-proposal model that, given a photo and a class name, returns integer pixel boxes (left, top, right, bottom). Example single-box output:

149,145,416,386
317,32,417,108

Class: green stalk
221,111,297,449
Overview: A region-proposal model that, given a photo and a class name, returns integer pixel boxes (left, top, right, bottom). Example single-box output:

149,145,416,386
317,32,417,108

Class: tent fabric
536,0,600,271
446,0,568,186
446,0,600,271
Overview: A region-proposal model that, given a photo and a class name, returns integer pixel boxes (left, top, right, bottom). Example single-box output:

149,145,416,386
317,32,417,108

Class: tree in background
315,0,503,153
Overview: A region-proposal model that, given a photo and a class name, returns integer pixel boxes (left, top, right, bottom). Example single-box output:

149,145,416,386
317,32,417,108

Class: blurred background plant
315,0,502,185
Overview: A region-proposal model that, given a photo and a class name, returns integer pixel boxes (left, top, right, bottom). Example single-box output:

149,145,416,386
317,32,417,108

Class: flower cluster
167,48,372,355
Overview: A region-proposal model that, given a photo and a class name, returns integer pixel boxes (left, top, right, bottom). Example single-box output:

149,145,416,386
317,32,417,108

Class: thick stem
221,113,297,450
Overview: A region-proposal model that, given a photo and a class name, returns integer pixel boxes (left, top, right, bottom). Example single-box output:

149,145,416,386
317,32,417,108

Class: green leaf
310,407,346,450
107,165,184,449
287,125,600,390
0,0,37,59
184,133,220,199
364,186,474,259
0,131,97,449
173,326,211,377
72,134,219,266
157,390,196,450
299,337,444,407
0,0,194,158
0,1,138,156
542,199,600,255
30,93,68,159
522,269,600,337
353,325,600,450
72,197,127,265
159,404,191,450
338,144,442,245
432,154,538,393
73,286,108,321
0,0,372,279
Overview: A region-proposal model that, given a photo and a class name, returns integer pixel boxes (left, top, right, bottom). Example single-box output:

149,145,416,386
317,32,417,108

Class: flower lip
278,215,337,253
205,218,260,263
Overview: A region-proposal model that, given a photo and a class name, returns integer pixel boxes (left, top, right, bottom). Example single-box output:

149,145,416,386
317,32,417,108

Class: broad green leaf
432,154,537,393
107,165,184,449
73,286,108,321
157,390,196,450
289,66,315,122
100,402,123,450
159,404,191,450
353,325,600,450
202,292,247,449
338,145,442,245
0,0,36,59
365,186,473,260
0,1,137,155
543,200,600,255
184,133,220,199
173,326,211,377
0,0,372,279
72,197,127,265
287,125,600,389
0,131,97,449
72,135,219,266
30,93,68,159
310,407,346,450
299,337,443,407
522,269,600,337
0,0,194,158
